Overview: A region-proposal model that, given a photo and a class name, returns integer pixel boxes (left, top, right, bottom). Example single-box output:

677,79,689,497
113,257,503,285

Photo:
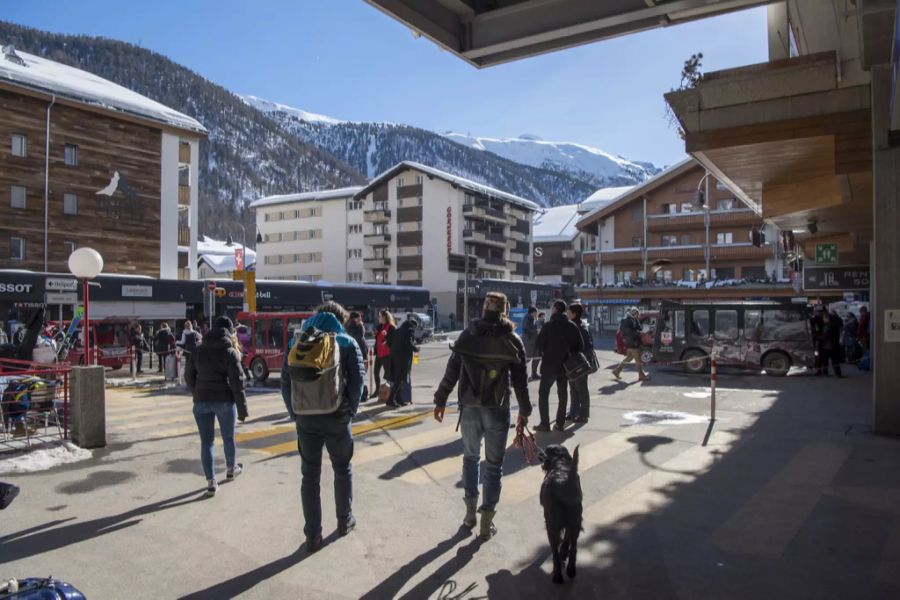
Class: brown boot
479,510,497,541
463,497,478,529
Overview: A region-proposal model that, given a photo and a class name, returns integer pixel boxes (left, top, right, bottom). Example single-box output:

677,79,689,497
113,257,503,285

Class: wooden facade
0,88,164,275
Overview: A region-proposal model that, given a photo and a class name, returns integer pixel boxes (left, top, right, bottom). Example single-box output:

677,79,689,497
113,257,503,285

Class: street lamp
68,248,103,366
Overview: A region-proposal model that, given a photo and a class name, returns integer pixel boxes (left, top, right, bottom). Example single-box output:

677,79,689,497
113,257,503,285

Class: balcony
709,243,773,260
364,233,391,246
364,209,391,223
364,257,390,269
647,244,705,261
178,184,190,206
396,206,422,223
397,231,423,247
597,247,643,264
178,226,190,246
561,248,576,259
396,255,423,270
397,183,423,199
463,204,508,224
463,229,507,248
483,255,506,267
646,208,756,232
507,251,525,263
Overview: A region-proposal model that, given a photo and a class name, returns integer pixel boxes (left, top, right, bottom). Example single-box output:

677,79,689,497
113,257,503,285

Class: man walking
566,303,596,424
612,307,649,381
521,306,539,381
534,300,583,432
387,314,419,407
433,292,531,540
290,302,365,552
128,323,146,374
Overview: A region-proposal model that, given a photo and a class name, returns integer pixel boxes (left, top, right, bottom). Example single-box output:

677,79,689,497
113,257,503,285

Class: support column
70,365,106,448
871,65,900,435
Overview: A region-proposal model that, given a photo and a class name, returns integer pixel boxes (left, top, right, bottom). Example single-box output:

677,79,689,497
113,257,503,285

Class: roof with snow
533,204,581,243
579,185,635,214
197,236,256,263
354,161,540,211
0,45,206,134
250,186,364,209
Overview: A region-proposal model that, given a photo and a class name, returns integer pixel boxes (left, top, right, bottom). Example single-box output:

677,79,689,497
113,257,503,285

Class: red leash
513,422,541,463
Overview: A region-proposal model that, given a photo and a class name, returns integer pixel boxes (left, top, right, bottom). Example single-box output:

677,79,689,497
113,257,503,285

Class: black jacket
822,314,843,350
535,312,584,377
521,314,538,353
184,327,248,417
388,320,419,363
345,322,367,359
572,318,596,365
619,315,641,349
433,317,531,416
155,328,175,354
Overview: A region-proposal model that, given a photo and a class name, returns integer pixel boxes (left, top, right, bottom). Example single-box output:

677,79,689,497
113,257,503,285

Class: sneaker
533,423,551,432
552,423,565,432
338,515,357,536
205,479,218,498
226,463,243,480
306,533,323,553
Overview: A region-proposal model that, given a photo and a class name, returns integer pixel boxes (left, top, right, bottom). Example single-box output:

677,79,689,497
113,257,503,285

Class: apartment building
353,161,539,326
251,186,365,282
0,45,205,278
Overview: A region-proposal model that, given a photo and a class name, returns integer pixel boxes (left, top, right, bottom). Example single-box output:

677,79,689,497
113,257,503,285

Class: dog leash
513,422,542,464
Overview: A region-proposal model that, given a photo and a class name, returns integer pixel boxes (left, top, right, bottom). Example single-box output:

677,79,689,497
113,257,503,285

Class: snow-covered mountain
444,132,656,191
244,95,659,207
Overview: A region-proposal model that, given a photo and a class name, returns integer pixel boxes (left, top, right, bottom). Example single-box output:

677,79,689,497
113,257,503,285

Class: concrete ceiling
365,0,778,67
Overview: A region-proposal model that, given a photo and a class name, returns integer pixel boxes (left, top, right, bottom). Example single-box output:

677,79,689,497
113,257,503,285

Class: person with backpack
612,307,649,381
288,301,365,552
184,316,248,498
433,292,531,541
386,314,419,407
154,322,176,373
371,310,396,398
177,320,202,357
566,303,597,424
534,300,583,432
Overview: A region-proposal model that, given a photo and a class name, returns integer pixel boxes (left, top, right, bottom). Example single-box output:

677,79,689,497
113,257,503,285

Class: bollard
130,346,136,380
710,351,717,421
70,365,106,448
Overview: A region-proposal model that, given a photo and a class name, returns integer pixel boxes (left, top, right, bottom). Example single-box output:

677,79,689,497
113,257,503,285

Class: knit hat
214,316,234,332
483,292,509,316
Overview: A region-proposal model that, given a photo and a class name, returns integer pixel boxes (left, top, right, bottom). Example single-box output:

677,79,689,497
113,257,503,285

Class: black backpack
451,332,520,408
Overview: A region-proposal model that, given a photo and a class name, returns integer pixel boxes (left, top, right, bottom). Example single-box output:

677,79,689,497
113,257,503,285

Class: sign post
815,243,839,264
207,280,216,329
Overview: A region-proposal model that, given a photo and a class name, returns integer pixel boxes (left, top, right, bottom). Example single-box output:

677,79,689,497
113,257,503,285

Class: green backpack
450,333,520,408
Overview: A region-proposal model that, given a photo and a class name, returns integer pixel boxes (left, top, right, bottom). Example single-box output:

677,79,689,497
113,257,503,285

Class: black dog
540,444,583,584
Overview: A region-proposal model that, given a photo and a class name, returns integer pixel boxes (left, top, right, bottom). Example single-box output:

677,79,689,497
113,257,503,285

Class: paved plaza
2,343,899,599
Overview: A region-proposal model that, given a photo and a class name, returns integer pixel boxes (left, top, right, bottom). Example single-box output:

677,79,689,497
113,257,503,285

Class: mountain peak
518,133,542,141
242,94,343,125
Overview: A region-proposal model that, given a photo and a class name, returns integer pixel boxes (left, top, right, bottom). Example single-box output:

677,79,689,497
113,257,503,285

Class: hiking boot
611,369,622,380
205,479,218,498
533,423,551,432
463,497,478,529
306,533,323,553
479,510,497,541
338,515,357,536
226,463,243,480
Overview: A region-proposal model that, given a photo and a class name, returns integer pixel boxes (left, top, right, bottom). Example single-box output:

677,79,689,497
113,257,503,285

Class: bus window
674,310,685,338
269,318,284,349
714,310,739,341
287,318,303,338
690,310,709,338
761,310,808,341
744,310,761,340
254,319,266,349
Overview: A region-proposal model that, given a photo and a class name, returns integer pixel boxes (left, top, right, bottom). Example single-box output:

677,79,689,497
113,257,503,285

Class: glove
237,403,248,422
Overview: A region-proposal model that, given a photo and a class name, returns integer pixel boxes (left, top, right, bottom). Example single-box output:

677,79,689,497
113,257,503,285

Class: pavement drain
623,410,709,426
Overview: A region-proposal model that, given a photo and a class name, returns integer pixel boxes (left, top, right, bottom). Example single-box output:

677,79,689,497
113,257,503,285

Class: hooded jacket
535,312,584,377
388,320,419,363
184,326,247,415
619,314,642,349
296,312,366,419
433,316,532,416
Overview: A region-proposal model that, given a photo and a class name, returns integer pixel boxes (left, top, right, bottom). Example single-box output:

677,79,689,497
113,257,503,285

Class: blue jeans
192,402,237,481
296,416,354,536
459,405,511,512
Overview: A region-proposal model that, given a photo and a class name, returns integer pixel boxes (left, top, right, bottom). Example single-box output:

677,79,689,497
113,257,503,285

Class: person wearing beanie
534,299,584,432
433,292,531,541
185,315,248,497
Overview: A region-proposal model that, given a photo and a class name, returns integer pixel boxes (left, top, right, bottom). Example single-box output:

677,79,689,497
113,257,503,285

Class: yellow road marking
709,442,849,557
354,420,459,466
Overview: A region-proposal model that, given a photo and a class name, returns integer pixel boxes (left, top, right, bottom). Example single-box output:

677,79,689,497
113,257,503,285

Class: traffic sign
207,281,216,291
816,243,838,264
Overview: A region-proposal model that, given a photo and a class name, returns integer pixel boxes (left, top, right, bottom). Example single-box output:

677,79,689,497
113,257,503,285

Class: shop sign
0,282,33,294
45,292,77,305
122,284,153,298
46,277,77,291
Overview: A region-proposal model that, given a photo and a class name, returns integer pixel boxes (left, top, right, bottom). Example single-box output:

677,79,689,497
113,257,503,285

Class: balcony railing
364,257,390,269
463,230,507,247
364,233,391,246
646,208,755,231
463,204,508,223
364,209,391,223
483,255,506,266
178,184,190,206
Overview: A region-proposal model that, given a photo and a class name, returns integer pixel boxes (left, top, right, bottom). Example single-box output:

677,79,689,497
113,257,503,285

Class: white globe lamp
68,248,104,366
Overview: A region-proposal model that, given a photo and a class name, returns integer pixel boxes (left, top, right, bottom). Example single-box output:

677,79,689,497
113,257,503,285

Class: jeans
192,401,237,481
296,416,354,536
569,375,590,419
538,372,568,427
460,405,511,512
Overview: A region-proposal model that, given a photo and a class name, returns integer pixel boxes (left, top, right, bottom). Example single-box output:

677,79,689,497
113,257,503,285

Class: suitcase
377,382,392,403
164,354,177,380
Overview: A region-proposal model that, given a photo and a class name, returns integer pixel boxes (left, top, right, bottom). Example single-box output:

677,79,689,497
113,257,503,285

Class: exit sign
816,243,838,264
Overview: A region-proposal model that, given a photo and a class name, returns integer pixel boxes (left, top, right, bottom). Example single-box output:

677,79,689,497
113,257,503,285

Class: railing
484,255,506,266
178,184,190,206
1,358,71,450
364,257,390,268
363,233,391,246
364,209,391,223
178,226,190,246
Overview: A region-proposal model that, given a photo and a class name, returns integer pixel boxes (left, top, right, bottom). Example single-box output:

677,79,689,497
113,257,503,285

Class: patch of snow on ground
623,410,709,426
682,391,711,399
0,442,92,474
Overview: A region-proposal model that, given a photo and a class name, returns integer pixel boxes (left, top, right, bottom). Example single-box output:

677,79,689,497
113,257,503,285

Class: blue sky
2,0,768,167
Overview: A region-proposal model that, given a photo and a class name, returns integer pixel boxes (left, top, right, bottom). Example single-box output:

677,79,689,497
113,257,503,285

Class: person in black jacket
185,316,248,497
534,300,584,432
345,311,368,368
154,322,175,373
433,292,531,540
612,307,649,381
820,309,844,377
521,306,539,381
176,320,202,356
128,323,146,374
387,314,420,407
566,303,595,424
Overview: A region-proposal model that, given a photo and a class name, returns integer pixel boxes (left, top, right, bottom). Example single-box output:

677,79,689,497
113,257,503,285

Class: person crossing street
612,307,649,381
534,300,583,432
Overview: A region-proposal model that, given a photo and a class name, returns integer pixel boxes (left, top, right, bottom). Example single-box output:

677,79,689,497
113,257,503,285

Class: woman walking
185,316,249,497
371,310,396,398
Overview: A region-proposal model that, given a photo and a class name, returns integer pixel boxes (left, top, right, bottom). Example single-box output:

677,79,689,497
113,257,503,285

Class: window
717,198,735,211
178,165,190,187
63,193,78,215
373,247,387,259
715,266,735,279
660,203,676,215
374,223,388,235
714,310,739,341
415,174,423,185
680,234,692,245
348,248,362,259
680,202,693,213
348,272,363,283
616,271,632,283
268,318,284,350
397,177,405,187
689,310,709,338
64,144,79,166
374,200,388,211
9,237,24,260
744,310,761,340
716,232,733,244
683,269,695,281
64,241,76,256
348,224,362,234
632,236,643,247
348,200,363,210
655,269,673,283
297,229,322,240
10,186,26,209
760,310,808,341
660,235,678,246
254,321,266,349
632,206,643,221
674,310,685,337
11,134,26,157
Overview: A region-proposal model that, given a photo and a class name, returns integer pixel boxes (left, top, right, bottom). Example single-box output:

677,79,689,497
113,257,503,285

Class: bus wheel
250,358,269,382
763,351,791,377
683,349,708,374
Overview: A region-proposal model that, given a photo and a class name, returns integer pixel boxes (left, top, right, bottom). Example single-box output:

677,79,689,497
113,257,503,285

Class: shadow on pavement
379,438,463,480
0,489,205,563
55,470,136,495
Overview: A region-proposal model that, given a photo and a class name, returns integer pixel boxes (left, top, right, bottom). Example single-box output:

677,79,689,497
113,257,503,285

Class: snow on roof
242,95,344,125
579,185,635,214
356,161,539,211
0,45,205,134
533,204,581,243
250,186,364,209
197,236,257,263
